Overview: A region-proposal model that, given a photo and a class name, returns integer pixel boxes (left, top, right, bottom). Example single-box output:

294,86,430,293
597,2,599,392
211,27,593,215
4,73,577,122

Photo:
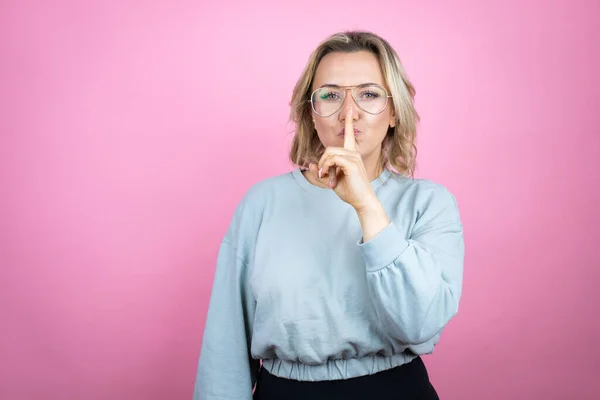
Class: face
310,51,396,163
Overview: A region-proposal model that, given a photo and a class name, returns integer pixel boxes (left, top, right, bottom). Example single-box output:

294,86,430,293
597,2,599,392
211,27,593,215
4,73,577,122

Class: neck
362,152,384,181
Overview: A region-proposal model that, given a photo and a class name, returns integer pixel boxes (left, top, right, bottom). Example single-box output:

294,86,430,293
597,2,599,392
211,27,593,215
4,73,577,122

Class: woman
194,30,464,400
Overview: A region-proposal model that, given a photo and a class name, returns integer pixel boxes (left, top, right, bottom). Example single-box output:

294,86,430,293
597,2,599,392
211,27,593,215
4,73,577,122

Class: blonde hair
288,30,420,177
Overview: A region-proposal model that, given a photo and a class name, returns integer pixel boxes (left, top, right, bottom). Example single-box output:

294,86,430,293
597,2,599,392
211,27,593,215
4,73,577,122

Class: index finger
343,107,356,151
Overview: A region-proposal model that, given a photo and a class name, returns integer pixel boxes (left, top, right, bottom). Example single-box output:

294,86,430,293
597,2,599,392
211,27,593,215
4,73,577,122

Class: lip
338,129,362,137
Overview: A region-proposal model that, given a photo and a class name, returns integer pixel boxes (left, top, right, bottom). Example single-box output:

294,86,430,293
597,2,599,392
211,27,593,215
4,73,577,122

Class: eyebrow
319,82,381,88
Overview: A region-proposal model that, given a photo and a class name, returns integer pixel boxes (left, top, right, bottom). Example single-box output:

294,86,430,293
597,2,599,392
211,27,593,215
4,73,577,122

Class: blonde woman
194,30,464,400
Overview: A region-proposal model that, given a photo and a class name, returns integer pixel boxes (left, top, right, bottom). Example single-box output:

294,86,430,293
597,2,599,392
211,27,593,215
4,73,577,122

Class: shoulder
387,172,457,203
225,170,296,237
238,170,296,209
385,172,461,226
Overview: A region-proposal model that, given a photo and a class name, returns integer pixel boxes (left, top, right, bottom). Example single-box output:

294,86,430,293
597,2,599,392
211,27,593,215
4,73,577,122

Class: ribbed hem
358,221,409,273
260,352,416,381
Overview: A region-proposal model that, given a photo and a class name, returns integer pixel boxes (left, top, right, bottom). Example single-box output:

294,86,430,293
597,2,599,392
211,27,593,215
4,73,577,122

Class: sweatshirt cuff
358,221,410,273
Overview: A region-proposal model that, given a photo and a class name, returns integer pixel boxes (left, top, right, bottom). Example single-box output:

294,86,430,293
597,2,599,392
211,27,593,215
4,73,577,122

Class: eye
358,90,381,99
318,90,342,101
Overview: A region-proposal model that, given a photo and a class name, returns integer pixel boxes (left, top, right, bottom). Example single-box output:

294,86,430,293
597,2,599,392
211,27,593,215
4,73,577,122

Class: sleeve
358,188,465,345
193,237,260,400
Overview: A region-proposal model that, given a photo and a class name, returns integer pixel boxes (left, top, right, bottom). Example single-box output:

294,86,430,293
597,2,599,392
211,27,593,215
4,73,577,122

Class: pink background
1,0,599,399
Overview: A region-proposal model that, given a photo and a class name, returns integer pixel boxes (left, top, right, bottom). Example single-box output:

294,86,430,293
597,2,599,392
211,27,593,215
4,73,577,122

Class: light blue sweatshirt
193,168,464,400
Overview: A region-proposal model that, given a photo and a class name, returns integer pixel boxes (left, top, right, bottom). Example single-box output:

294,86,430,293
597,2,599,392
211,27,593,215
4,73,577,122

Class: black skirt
253,356,440,400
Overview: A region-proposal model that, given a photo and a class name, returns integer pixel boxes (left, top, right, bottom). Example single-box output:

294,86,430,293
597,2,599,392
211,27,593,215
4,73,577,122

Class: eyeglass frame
308,83,393,118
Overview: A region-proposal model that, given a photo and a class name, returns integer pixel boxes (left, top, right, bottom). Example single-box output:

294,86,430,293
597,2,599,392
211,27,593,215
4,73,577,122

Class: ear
389,113,397,128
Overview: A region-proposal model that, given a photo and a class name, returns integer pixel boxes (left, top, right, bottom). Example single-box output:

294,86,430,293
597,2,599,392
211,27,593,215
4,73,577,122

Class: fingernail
318,168,322,178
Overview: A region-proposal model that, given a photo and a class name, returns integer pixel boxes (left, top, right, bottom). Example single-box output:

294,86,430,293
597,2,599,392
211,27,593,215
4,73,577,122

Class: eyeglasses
309,83,392,117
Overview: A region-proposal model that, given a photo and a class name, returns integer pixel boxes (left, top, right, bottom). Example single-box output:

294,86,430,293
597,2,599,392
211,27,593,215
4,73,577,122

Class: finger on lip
339,129,360,136
344,108,357,150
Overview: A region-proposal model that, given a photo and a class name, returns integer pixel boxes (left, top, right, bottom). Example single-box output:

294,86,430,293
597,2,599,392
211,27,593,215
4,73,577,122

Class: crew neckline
292,167,392,193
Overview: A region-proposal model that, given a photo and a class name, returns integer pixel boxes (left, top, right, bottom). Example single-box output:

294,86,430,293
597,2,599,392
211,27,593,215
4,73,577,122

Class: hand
308,107,379,212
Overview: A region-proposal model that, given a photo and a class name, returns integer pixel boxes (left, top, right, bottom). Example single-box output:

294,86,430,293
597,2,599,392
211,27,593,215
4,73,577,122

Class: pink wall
1,0,599,399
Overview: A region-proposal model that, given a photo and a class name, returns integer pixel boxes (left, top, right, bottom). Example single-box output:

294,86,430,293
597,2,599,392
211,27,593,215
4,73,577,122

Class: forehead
313,51,385,88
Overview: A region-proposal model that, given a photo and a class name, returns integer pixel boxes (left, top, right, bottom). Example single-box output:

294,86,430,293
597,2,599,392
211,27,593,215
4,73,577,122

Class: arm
193,238,260,400
357,189,464,345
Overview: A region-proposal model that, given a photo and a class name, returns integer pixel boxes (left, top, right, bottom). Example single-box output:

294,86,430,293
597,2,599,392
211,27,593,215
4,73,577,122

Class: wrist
356,197,390,243
355,195,385,216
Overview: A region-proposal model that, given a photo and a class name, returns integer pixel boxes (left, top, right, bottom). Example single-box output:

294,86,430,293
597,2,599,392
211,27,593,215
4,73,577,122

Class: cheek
313,120,337,142
364,114,391,137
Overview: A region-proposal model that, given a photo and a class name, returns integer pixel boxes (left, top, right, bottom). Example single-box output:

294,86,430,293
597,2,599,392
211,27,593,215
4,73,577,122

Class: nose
340,88,359,121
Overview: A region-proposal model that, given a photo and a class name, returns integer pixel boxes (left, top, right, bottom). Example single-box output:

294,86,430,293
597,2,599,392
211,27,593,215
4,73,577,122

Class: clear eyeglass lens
311,85,388,116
